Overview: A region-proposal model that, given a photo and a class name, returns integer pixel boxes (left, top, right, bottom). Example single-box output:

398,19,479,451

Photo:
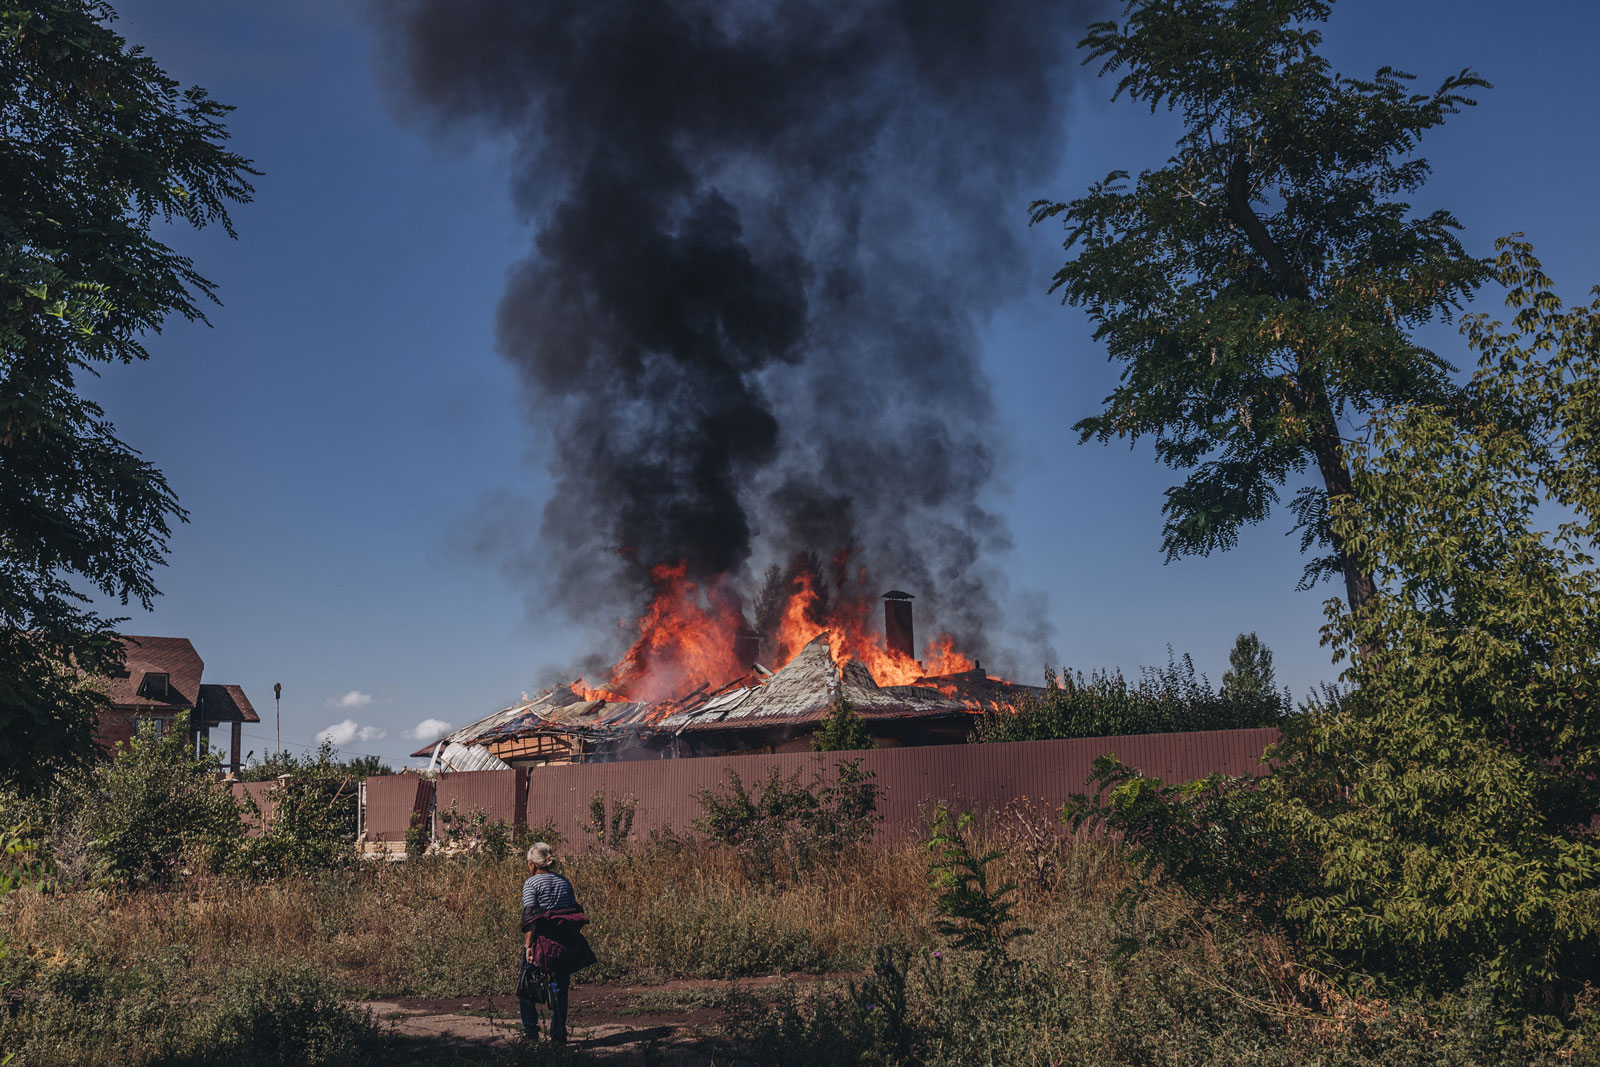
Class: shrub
434,799,514,859
235,775,359,877
86,714,243,884
812,696,875,752
579,789,636,852
972,643,1285,744
925,805,1027,956
694,758,880,878
190,960,386,1066
404,809,430,858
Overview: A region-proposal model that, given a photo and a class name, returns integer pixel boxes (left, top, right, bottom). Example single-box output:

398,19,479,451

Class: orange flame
577,551,988,707
580,562,746,703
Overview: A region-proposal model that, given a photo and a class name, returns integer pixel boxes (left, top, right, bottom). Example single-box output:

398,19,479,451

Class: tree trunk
1308,416,1375,613
1226,154,1376,614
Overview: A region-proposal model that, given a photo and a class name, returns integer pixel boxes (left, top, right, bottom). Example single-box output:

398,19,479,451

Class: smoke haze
380,0,1097,675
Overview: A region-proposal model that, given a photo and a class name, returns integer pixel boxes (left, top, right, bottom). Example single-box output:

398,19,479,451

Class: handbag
517,959,548,1003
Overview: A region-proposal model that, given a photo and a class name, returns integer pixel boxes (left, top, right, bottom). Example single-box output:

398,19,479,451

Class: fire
583,554,981,702
577,562,746,703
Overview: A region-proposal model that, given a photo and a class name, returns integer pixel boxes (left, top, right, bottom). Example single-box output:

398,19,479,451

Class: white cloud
316,719,388,747
403,718,454,743
323,690,375,710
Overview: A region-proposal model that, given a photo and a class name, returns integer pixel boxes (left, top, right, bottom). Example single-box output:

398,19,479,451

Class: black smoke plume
382,0,1095,673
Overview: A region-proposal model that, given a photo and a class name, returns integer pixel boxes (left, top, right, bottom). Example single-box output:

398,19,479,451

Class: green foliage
812,695,875,752
1031,0,1487,606
230,741,361,875
925,806,1027,955
517,817,565,854
86,713,242,884
580,789,637,852
0,821,47,896
1220,631,1289,718
404,809,430,858
694,758,881,877
434,799,514,859
238,740,390,782
0,953,386,1067
731,929,1600,1067
972,646,1284,743
1074,243,1600,1017
236,780,356,877
0,1,255,793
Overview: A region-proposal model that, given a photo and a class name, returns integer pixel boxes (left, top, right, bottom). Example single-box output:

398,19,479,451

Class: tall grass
5,828,1586,1064
5,837,1088,995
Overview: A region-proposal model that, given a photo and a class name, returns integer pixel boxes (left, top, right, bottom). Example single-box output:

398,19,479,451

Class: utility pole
274,682,282,757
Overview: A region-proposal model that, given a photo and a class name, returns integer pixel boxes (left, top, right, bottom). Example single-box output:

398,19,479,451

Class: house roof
198,683,261,724
422,632,1039,759
108,636,204,710
657,635,981,733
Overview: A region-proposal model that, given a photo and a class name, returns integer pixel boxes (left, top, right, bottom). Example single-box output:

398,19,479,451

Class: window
140,672,169,699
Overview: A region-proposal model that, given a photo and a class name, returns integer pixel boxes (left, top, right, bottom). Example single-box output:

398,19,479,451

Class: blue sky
94,1,1600,766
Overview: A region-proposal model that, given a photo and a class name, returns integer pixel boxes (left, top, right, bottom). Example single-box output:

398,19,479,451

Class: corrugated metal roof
437,741,511,773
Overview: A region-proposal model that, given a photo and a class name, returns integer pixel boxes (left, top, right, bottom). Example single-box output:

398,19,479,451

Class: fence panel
363,774,434,842
522,726,1279,846
232,781,278,834
435,768,526,831
360,727,1277,851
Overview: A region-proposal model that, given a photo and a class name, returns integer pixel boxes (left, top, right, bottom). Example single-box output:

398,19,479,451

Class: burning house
417,592,1040,770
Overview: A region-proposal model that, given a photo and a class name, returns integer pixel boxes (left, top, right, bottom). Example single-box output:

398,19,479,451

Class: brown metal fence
231,781,278,834
363,728,1277,848
435,768,529,831
362,774,435,842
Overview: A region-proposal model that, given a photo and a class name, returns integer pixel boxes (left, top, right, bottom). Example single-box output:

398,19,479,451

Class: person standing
517,842,596,1044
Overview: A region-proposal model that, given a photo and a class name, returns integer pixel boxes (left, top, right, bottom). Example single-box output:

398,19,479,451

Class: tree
1031,0,1487,611
0,2,255,791
1074,241,1600,1016
1218,631,1285,718
812,695,874,752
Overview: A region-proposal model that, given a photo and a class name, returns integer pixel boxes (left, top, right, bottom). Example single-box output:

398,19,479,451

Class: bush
434,799,515,859
694,758,880,878
85,714,243,884
235,776,359,877
730,925,1600,1066
579,789,636,852
925,806,1027,956
812,696,875,752
0,953,387,1066
972,643,1286,744
189,960,386,1066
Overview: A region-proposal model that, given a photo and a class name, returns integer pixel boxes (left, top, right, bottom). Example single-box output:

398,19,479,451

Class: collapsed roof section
416,632,1039,767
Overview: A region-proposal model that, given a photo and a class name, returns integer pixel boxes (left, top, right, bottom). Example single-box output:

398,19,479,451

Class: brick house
96,636,260,775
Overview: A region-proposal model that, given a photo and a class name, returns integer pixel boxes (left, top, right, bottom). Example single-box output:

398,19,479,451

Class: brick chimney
734,627,761,669
882,590,915,659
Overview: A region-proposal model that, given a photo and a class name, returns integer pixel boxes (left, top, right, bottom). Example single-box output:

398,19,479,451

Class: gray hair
526,842,555,869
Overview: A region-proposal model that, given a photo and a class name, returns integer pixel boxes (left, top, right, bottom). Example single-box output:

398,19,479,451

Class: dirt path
362,975,821,1063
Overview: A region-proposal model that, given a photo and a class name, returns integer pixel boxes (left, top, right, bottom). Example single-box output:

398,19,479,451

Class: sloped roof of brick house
197,683,260,724
108,636,205,710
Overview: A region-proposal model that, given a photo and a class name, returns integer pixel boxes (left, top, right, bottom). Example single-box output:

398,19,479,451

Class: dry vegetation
1,835,1122,997
5,821,1592,1066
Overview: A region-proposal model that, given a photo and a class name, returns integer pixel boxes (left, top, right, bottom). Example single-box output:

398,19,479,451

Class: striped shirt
522,871,577,911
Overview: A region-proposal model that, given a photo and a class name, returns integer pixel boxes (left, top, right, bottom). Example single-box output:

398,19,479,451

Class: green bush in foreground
0,955,385,1067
